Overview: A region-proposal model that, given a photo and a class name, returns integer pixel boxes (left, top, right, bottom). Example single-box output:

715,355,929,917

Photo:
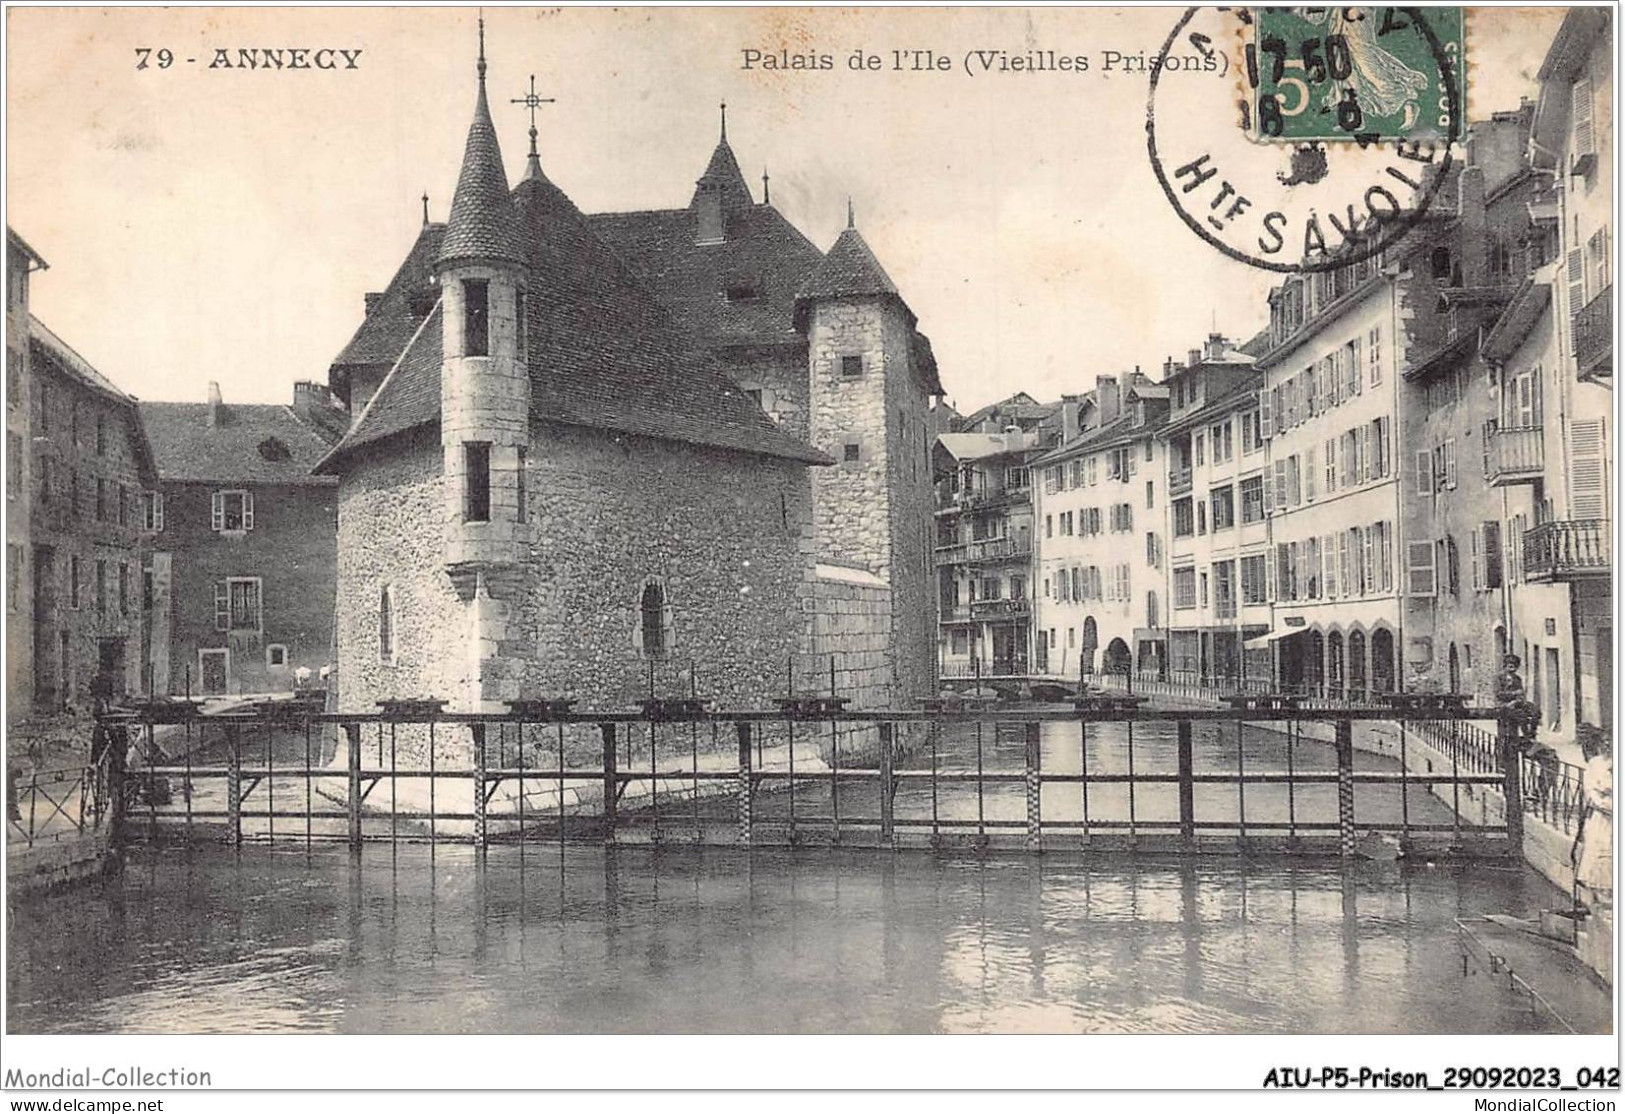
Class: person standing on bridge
1574,724,1613,916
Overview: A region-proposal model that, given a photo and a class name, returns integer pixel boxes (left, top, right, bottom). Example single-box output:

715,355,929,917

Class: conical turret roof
438,78,523,267
796,224,899,303
690,113,756,213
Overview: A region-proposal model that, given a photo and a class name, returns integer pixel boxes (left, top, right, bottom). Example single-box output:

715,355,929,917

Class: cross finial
762,167,770,205
510,74,556,161
421,191,430,226
847,196,855,229
477,12,487,83
720,101,728,141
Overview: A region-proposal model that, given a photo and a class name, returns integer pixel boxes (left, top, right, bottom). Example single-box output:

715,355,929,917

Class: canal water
8,843,1573,1034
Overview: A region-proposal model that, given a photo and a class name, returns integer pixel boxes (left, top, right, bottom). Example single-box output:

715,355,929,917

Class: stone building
1032,372,1170,680
1159,335,1269,686
6,228,45,722
12,278,157,710
139,381,345,696
315,38,943,730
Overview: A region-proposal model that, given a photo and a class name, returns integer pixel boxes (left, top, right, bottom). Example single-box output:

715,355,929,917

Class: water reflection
7,843,1579,1034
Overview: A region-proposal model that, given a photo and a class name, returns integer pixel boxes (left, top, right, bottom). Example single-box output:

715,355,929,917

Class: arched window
1327,632,1345,699
378,585,394,664
1371,628,1396,694
1348,630,1367,699
640,582,666,659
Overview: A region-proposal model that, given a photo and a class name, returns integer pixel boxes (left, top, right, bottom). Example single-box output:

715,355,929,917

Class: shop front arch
1371,627,1396,694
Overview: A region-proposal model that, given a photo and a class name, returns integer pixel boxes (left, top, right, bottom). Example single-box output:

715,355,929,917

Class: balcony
936,537,1032,567
970,597,1031,618
1574,285,1612,381
1484,424,1544,487
1168,466,1193,496
934,542,968,566
939,605,973,624
1523,519,1611,581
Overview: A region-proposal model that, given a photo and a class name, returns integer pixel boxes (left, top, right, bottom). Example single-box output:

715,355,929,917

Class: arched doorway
1103,637,1132,675
1448,643,1461,695
1327,632,1345,699
1304,632,1325,697
1348,630,1367,700
1371,628,1396,694
1080,616,1098,675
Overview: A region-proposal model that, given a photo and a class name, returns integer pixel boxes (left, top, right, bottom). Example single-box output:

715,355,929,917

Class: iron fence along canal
96,699,1533,858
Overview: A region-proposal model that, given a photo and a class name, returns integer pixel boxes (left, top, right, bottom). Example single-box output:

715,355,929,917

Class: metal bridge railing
99,700,1527,859
5,750,116,849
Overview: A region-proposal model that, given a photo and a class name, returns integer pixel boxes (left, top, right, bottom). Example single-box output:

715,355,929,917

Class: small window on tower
841,355,864,379
464,442,491,522
843,442,861,463
464,280,490,357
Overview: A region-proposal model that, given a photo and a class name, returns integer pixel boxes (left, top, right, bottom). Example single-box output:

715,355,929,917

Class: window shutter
155,493,164,531
211,491,223,531
1406,540,1437,596
1444,439,1458,490
1325,439,1337,493
1261,468,1274,514
214,581,229,630
1338,531,1351,595
1569,418,1608,518
1484,522,1503,588
1324,532,1338,598
1414,451,1433,497
1568,247,1586,315
1305,446,1317,501
1265,546,1275,603
1470,529,1483,590
1260,385,1274,438
1573,75,1596,158
1349,337,1362,394
1273,460,1287,509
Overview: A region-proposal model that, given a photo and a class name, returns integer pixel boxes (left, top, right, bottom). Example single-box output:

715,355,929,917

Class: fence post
344,723,362,851
226,724,242,847
471,724,488,850
1336,719,1355,858
1177,719,1195,843
1498,713,1524,852
879,722,895,846
736,722,753,846
600,722,618,841
107,731,128,849
1024,721,1042,851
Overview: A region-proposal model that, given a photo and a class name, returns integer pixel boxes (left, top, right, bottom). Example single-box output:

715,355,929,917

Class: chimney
364,292,384,314
695,183,724,244
1457,166,1488,286
1061,398,1080,443
292,379,336,421
1204,333,1229,361
1187,348,1202,367
1095,374,1120,425
206,381,226,428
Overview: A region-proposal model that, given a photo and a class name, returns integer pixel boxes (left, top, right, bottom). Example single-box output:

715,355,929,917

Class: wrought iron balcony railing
1523,519,1610,581
1168,466,1193,496
1574,284,1612,380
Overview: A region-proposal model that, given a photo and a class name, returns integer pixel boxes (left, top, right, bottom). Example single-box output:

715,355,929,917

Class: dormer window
463,279,490,357
724,281,761,302
257,437,291,462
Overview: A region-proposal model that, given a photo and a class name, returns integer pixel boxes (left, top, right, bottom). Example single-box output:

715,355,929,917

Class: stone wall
336,422,815,761
720,343,810,442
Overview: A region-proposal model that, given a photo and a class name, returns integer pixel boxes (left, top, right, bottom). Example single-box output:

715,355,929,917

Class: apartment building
1032,373,1169,680
1161,335,1270,685
1494,7,1614,738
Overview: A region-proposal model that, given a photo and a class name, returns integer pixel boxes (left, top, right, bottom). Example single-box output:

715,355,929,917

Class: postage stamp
1146,6,1464,272
1248,7,1467,142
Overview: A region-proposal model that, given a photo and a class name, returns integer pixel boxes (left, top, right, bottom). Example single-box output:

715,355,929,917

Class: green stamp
1249,7,1465,142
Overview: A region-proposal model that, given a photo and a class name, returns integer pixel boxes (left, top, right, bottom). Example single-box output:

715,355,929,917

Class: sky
6,6,1567,414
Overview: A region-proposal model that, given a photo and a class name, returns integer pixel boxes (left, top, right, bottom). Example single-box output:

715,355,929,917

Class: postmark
1146,6,1464,273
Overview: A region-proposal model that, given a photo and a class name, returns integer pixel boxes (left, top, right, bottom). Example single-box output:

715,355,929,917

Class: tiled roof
795,226,899,307
330,223,444,376
438,82,523,267
29,317,157,484
140,401,338,486
318,171,830,472
588,203,823,348
694,138,756,212
1161,379,1260,435
8,227,46,268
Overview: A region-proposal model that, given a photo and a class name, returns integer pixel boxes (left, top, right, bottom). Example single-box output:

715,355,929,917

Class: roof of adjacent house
318,162,831,472
140,400,340,486
330,223,444,376
8,227,46,269
936,431,1040,462
28,316,157,483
